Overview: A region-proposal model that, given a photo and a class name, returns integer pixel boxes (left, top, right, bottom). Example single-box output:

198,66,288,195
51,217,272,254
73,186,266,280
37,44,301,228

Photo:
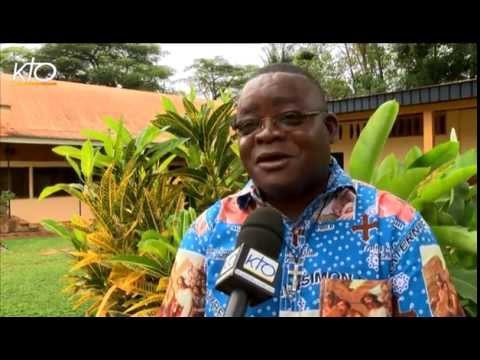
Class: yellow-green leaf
348,100,399,182
431,226,477,254
81,140,94,179
162,96,177,114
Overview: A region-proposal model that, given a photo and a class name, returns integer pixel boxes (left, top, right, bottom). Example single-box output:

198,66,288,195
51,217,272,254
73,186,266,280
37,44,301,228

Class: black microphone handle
224,288,249,317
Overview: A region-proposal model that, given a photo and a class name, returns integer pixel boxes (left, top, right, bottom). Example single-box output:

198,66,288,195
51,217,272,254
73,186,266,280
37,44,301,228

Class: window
33,167,78,197
349,124,354,139
413,116,421,135
390,113,423,137
0,167,29,198
435,113,447,135
338,124,343,140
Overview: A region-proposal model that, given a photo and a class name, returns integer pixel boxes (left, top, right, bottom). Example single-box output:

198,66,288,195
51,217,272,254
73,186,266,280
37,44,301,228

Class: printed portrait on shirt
320,279,392,317
218,196,255,225
420,245,464,317
193,211,209,237
158,249,206,317
314,187,356,222
377,190,415,224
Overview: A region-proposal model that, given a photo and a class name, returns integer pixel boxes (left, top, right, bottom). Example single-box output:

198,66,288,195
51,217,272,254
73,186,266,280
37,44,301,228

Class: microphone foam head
237,207,284,259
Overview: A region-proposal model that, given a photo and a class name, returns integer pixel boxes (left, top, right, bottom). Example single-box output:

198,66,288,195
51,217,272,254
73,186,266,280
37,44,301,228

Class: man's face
337,301,349,315
236,72,337,201
363,295,374,308
177,276,187,289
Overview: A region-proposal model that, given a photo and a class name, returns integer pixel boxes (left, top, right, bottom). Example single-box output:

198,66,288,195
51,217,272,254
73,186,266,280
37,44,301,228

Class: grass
0,236,86,317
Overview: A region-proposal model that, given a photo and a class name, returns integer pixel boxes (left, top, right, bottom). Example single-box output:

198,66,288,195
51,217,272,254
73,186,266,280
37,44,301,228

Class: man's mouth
255,152,293,171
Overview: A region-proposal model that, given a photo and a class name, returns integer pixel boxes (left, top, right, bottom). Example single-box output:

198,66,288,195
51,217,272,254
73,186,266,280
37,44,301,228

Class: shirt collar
236,156,355,210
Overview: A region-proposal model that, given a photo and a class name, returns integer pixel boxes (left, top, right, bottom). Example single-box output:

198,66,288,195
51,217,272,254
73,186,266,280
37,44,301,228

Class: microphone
215,207,284,317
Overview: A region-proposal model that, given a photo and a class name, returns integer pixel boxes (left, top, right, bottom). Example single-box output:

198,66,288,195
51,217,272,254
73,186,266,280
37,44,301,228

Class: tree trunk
344,44,358,95
375,46,384,82
357,44,369,74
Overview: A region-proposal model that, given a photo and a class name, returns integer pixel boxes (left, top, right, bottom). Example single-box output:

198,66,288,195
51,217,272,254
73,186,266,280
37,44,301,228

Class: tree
0,46,35,73
1,44,174,91
290,44,397,99
392,43,477,89
292,44,353,99
340,43,395,96
187,57,258,100
262,43,298,65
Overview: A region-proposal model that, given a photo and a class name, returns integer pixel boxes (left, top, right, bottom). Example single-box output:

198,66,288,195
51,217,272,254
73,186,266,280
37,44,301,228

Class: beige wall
332,121,425,170
331,142,353,169
11,196,93,223
334,107,476,170
436,108,477,152
332,136,424,170
2,160,92,223
379,136,424,164
460,109,477,151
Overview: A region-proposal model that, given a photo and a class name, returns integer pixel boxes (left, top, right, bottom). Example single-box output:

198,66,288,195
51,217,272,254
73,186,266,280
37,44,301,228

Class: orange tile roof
0,73,198,142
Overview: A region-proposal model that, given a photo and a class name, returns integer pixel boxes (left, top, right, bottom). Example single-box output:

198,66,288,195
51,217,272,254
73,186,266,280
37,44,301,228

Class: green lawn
0,236,85,317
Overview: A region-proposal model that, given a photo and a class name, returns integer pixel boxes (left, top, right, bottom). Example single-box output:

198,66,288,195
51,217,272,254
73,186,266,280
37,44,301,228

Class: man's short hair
248,63,327,104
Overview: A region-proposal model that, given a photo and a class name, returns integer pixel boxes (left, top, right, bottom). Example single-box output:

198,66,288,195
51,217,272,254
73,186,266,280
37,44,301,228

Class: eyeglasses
232,110,327,137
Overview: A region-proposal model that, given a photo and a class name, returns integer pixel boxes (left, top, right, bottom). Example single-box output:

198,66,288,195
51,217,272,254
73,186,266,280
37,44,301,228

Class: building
0,73,189,225
329,79,477,168
0,73,477,225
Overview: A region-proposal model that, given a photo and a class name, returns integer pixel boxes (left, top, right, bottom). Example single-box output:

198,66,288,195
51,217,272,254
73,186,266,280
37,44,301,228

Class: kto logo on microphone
243,249,278,282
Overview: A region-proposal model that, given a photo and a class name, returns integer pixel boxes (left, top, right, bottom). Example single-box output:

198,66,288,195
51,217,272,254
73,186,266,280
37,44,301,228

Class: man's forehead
238,72,321,109
242,72,315,94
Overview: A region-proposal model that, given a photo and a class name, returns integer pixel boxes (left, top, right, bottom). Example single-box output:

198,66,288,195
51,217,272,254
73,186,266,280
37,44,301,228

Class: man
324,299,351,317
159,63,464,317
361,293,389,317
431,274,463,316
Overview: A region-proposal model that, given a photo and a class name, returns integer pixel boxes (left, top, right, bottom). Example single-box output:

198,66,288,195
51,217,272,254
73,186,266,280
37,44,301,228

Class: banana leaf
431,226,477,254
418,165,477,203
348,100,399,182
454,148,477,170
383,167,431,200
450,268,477,303
408,141,459,170
446,183,469,225
372,153,400,187
404,146,423,168
437,211,457,226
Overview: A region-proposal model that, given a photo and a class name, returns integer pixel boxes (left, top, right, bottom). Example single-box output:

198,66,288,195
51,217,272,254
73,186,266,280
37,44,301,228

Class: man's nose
254,118,284,143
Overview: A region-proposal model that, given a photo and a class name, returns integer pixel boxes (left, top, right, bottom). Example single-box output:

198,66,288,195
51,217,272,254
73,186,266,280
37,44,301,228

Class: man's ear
324,113,338,144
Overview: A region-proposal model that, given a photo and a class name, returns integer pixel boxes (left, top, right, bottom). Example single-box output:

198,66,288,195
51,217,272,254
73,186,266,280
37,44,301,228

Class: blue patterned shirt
159,158,464,317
